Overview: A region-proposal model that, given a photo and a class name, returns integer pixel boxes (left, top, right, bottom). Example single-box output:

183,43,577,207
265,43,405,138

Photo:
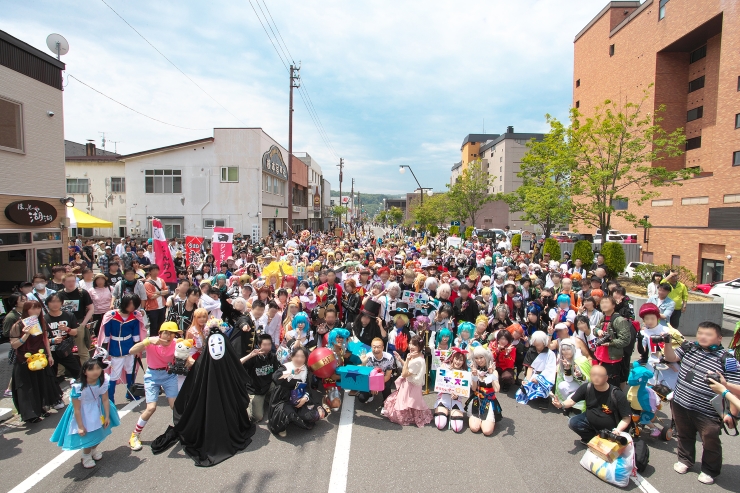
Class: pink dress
383,356,433,427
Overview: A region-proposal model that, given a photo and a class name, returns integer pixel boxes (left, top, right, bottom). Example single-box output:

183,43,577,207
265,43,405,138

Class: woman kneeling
468,346,501,436
434,347,469,433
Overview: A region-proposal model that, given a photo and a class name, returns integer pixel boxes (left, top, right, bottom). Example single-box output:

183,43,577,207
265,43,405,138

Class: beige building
0,30,67,289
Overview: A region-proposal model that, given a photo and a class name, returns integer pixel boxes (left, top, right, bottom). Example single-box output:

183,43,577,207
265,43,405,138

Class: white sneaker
381,408,387,417
697,472,714,485
53,402,65,410
278,430,287,437
674,462,689,474
365,395,374,404
81,454,96,469
91,448,102,461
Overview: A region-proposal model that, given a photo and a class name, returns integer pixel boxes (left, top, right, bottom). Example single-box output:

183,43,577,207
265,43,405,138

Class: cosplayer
99,293,146,402
315,269,343,320
341,278,361,325
268,346,330,437
351,299,387,347
277,311,313,363
434,347,469,432
522,303,542,337
515,331,557,405
637,302,682,389
185,308,209,358
358,337,396,405
491,329,516,391
549,293,576,333
127,321,182,451
322,327,353,411
454,321,477,351
50,353,121,468
553,338,591,414
383,336,432,427
468,346,501,435
387,302,415,358
170,321,256,466
241,334,279,422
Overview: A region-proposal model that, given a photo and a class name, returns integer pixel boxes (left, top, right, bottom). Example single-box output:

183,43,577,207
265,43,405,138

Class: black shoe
579,438,590,446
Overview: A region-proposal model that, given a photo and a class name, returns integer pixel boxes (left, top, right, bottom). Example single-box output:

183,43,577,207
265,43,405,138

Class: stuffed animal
25,349,48,371
167,338,193,375
627,361,660,425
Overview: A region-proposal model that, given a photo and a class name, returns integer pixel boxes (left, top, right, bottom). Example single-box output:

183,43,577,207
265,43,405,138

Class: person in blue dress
50,353,121,468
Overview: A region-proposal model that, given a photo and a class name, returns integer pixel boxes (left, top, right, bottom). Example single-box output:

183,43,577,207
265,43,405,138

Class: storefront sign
4,200,57,226
152,218,177,283
184,236,204,266
212,227,234,263
262,146,288,179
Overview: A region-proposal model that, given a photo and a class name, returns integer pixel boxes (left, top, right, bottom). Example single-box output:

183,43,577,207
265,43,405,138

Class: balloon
308,347,337,379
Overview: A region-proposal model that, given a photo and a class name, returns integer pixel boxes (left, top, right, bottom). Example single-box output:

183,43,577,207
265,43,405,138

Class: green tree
387,206,404,225
446,160,495,227
412,193,451,230
571,240,594,269
499,117,572,237
449,225,460,236
374,210,388,225
332,205,349,218
600,242,626,279
464,226,474,239
568,87,696,239
511,233,521,249
542,238,561,261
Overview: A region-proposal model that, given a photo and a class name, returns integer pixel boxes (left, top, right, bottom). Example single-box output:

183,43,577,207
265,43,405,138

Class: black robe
173,328,256,466
267,364,322,435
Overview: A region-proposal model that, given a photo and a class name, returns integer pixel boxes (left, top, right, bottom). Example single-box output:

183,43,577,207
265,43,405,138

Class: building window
738,76,740,91
736,113,740,129
110,177,125,192
575,100,580,108
500,166,502,172
689,45,706,64
659,0,669,20
685,136,701,151
0,96,24,153
118,216,127,237
203,219,225,228
734,151,740,166
610,199,628,210
688,76,705,93
220,167,238,183
500,157,503,162
576,79,580,87
681,196,709,205
145,169,182,194
724,194,740,203
671,255,680,266
686,106,703,122
484,218,492,224
499,185,502,191
66,178,89,194
701,259,724,284
609,44,615,57
652,199,673,207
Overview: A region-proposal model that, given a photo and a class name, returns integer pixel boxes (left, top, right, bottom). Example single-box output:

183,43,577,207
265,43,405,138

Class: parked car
566,232,594,243
622,234,638,244
694,282,717,294
593,233,625,245
708,278,740,315
621,261,646,278
552,234,573,243
489,228,506,239
473,229,496,239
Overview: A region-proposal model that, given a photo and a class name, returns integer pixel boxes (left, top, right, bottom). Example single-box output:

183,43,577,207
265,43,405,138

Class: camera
594,333,612,347
650,333,671,344
599,429,628,446
705,371,723,384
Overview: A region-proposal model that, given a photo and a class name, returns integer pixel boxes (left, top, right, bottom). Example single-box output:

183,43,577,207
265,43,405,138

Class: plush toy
168,339,193,375
25,349,48,371
627,361,660,425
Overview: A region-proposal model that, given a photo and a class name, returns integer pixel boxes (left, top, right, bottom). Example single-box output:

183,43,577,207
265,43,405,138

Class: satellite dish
46,33,69,60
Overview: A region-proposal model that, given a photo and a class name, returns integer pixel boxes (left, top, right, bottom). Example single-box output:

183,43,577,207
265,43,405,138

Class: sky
3,0,605,193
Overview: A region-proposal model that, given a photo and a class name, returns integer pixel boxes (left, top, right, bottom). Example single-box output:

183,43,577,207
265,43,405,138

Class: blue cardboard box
336,365,373,392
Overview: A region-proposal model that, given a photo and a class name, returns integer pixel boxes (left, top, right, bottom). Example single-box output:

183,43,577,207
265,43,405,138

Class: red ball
308,347,337,379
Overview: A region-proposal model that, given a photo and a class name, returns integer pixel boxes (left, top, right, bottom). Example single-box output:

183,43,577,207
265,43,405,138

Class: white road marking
631,472,660,493
8,398,143,493
327,391,356,493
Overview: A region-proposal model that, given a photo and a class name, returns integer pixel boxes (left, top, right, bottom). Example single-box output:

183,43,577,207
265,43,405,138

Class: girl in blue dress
50,355,121,468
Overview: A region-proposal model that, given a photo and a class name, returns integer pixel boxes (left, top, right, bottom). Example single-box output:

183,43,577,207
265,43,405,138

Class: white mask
34,283,46,290
208,334,225,360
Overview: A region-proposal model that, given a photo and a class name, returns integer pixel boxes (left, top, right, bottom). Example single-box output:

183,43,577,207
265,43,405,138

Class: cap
159,321,180,333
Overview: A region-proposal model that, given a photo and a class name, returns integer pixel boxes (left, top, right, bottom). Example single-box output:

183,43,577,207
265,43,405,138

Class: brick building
573,0,740,283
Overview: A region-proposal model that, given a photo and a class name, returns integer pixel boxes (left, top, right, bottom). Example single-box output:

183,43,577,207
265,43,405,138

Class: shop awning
67,207,113,228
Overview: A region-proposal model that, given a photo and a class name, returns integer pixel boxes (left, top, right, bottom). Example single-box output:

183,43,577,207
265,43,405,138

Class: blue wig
557,293,571,306
435,327,453,346
291,311,310,333
457,322,475,339
328,328,351,348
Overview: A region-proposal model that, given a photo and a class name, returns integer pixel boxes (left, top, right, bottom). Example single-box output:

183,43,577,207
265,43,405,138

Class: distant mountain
330,190,405,217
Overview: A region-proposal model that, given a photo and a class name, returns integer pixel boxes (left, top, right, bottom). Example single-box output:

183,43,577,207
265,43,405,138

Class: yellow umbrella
67,207,114,228
261,260,295,278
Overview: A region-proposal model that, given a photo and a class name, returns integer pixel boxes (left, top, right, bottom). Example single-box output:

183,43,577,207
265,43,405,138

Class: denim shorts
144,369,179,403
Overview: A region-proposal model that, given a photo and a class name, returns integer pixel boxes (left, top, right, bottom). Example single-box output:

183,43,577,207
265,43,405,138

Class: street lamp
398,165,430,206
642,215,650,261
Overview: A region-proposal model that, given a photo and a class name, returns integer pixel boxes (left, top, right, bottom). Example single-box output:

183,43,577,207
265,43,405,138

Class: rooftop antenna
99,132,107,151
46,33,69,60
109,140,122,154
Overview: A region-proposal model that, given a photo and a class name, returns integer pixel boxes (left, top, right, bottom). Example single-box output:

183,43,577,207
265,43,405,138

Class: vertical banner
185,236,204,266
151,218,177,283
211,227,234,264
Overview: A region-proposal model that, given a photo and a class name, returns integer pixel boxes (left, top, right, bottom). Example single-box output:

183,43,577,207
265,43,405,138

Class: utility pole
288,64,300,234
337,158,344,228
349,177,354,227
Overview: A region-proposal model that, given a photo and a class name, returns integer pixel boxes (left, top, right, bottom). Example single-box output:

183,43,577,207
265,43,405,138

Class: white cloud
2,0,601,192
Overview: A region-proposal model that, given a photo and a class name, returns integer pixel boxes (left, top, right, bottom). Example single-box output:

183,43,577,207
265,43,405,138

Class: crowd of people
2,228,739,483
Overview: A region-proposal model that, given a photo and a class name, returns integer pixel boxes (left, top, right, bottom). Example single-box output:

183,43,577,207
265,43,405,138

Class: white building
296,152,325,231
65,141,125,237
123,128,290,239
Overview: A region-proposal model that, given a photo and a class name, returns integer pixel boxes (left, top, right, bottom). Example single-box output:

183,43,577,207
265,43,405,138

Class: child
50,355,121,468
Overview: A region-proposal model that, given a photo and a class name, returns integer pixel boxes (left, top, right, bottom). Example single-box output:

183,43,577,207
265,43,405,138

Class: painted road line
8,398,143,493
327,391,356,493
631,472,660,493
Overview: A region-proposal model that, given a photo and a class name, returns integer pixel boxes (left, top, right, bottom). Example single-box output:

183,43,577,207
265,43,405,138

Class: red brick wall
573,0,740,280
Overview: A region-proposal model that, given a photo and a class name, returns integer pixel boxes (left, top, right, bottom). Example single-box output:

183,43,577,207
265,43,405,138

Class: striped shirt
673,345,740,417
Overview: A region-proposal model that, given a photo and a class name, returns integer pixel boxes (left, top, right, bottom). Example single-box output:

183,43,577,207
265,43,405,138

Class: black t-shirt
46,311,79,351
58,288,93,322
82,245,94,262
571,383,631,431
244,353,279,395
107,272,123,286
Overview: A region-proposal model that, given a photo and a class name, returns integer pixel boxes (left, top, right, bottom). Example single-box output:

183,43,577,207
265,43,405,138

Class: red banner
151,218,177,283
185,236,204,266
211,227,234,264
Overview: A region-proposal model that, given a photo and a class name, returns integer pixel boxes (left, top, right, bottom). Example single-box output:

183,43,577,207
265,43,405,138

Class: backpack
586,382,622,423
633,436,650,473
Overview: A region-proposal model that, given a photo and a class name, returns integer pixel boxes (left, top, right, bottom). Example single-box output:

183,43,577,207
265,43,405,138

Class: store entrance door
701,259,724,284
0,249,30,294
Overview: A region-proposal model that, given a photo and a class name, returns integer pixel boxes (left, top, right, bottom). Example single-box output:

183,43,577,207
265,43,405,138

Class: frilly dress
50,374,121,450
383,356,433,427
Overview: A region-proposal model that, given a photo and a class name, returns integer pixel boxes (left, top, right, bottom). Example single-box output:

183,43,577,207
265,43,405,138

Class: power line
255,0,292,66
68,75,207,130
100,0,246,126
248,0,289,70
259,0,296,63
